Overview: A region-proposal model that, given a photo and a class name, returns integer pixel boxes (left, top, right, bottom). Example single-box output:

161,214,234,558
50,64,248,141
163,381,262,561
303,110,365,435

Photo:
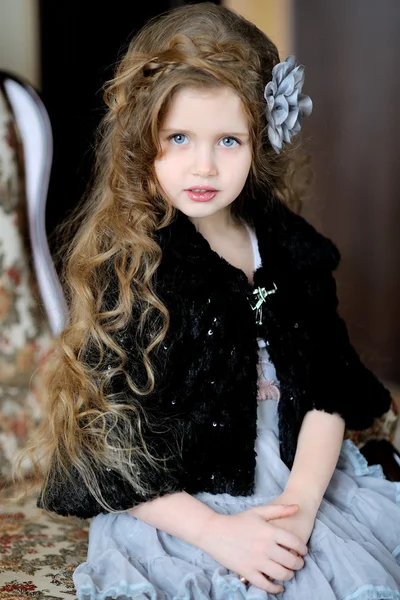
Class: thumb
262,504,299,520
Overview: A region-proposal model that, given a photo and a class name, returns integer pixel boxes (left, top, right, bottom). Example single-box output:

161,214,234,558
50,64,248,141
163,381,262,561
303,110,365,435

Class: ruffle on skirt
73,402,400,600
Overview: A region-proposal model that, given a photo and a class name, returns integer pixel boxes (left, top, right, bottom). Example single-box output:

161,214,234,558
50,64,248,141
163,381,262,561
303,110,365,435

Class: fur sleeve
304,267,392,429
36,291,204,518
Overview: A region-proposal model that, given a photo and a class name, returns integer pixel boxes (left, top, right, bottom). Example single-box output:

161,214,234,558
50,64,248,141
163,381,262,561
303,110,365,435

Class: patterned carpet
0,485,89,600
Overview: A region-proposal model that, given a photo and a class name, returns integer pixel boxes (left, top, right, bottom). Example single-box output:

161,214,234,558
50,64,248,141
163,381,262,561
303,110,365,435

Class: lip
186,185,218,191
185,190,218,202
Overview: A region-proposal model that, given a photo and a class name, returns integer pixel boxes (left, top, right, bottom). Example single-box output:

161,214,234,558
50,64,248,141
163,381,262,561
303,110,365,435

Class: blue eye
220,137,240,148
169,134,188,145
167,134,241,147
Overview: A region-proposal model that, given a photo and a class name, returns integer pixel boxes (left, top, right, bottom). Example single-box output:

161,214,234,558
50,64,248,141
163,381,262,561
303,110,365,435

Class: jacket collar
156,194,340,282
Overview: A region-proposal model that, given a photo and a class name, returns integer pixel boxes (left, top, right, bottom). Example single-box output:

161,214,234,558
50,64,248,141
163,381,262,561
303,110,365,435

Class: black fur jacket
37,198,392,518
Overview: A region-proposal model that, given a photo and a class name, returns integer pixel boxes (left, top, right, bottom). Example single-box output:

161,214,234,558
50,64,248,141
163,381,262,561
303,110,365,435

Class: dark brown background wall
294,0,400,384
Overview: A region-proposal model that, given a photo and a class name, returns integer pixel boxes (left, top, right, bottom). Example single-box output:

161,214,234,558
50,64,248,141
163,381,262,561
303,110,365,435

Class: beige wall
0,0,40,88
223,0,294,60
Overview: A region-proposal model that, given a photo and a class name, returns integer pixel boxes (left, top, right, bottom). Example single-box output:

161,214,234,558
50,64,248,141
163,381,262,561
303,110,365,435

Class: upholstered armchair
0,72,54,483
0,71,86,599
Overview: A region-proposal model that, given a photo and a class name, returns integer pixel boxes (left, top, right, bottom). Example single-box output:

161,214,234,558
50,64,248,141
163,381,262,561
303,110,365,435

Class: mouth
186,186,218,192
185,189,219,202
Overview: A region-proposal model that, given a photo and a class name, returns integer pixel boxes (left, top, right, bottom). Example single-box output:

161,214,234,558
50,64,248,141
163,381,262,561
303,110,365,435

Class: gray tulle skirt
73,400,400,599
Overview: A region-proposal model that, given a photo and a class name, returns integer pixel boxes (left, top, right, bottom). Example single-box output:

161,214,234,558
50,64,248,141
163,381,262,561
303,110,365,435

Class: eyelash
167,134,242,147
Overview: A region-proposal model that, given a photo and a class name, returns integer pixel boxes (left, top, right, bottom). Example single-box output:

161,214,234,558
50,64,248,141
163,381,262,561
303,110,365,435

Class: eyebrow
160,128,249,138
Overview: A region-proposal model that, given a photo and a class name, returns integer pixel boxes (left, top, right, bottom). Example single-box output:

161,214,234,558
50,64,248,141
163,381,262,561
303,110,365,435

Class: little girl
13,2,400,598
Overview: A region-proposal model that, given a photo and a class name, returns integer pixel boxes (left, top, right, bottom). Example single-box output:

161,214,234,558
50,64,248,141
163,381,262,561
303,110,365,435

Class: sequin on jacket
37,198,392,518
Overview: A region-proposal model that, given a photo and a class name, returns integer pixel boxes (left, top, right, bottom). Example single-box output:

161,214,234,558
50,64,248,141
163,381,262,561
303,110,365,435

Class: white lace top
244,222,281,405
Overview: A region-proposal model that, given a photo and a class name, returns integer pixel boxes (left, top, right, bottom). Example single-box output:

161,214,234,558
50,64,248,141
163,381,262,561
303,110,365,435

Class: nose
191,144,218,178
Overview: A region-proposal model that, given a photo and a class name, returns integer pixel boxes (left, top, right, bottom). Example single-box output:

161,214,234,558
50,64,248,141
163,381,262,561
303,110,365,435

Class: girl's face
154,85,252,224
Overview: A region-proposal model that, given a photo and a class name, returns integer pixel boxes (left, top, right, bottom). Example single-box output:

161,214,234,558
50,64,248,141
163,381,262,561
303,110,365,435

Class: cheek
231,151,252,183
154,158,176,187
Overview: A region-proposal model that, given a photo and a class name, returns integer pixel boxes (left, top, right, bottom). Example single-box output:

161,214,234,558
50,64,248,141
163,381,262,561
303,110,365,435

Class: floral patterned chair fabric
0,76,54,483
2,73,67,338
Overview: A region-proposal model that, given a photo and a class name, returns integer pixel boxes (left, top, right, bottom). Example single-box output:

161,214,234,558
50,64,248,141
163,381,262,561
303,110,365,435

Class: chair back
1,71,68,335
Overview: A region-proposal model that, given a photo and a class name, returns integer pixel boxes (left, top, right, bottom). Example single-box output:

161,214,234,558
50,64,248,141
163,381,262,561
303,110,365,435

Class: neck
189,207,241,238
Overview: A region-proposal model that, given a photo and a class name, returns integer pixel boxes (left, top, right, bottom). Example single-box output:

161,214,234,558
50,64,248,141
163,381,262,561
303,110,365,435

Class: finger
279,545,301,557
261,558,294,582
263,504,299,521
246,572,284,595
275,529,308,556
272,545,305,571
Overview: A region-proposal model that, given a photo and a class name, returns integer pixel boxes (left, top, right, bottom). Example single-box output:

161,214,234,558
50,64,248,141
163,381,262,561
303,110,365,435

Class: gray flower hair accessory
264,55,313,154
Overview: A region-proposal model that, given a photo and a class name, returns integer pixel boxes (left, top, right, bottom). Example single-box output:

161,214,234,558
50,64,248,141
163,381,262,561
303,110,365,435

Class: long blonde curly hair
7,2,312,513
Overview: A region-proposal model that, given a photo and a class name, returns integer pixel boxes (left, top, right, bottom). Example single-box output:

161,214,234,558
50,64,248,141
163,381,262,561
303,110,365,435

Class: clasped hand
198,489,319,594
267,489,319,550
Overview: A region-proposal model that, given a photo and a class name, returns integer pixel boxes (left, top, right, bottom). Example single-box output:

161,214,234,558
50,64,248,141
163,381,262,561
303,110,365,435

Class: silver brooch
251,283,277,325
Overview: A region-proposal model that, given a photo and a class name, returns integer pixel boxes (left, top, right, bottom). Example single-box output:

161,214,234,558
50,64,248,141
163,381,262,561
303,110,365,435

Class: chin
175,202,220,218
182,198,234,216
